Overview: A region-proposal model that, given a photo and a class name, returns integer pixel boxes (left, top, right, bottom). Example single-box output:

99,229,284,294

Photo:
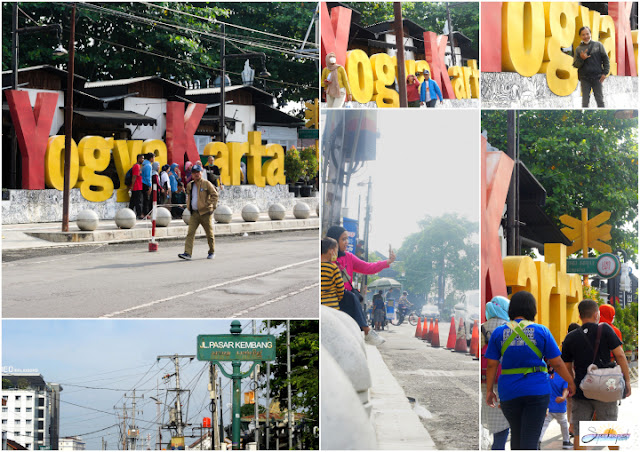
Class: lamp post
219,24,270,143
10,3,67,189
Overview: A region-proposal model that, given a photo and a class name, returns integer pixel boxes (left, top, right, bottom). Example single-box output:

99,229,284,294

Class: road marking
100,258,317,318
230,283,319,317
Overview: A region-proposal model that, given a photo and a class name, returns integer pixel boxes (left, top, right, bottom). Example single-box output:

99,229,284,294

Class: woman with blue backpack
485,291,576,450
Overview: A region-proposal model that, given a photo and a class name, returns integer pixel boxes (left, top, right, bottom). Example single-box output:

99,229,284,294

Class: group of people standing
482,292,631,450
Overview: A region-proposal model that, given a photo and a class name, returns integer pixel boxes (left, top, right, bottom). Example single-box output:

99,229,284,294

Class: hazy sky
2,319,285,450
340,109,480,254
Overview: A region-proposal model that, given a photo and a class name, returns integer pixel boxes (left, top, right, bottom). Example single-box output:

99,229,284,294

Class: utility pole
62,3,76,232
506,110,518,256
157,354,195,439
363,177,372,288
125,390,143,450
253,320,260,448
152,383,162,451
393,2,408,107
219,22,227,143
209,363,220,450
219,377,224,445
287,320,292,450
265,320,271,450
446,2,457,67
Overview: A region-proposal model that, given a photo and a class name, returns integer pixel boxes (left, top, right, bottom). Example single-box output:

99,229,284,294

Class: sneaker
563,441,572,449
364,329,386,346
178,253,191,260
207,252,215,259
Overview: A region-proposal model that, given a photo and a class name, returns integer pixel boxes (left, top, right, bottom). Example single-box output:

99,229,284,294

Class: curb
365,343,437,450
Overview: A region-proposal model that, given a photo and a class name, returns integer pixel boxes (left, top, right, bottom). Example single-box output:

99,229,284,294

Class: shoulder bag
578,324,625,402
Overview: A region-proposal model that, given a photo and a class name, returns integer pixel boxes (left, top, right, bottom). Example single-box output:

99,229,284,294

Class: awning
71,109,156,126
199,115,240,125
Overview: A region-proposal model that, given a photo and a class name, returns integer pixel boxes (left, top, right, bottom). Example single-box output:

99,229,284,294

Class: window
26,420,32,425
15,396,20,401
26,431,31,437
14,407,20,412
37,432,44,441
1,407,7,412
37,421,44,429
37,398,44,407
26,445,31,449
26,407,32,413
26,396,32,401
14,431,19,436
15,420,20,425
1,420,6,424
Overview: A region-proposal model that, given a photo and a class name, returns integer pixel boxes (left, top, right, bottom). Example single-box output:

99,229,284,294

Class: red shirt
406,78,421,102
132,163,142,191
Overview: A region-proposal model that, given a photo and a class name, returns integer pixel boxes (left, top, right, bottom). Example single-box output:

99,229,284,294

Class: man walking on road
561,299,631,449
178,164,219,260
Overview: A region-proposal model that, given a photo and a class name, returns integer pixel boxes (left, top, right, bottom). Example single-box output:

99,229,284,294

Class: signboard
197,334,276,362
566,253,620,279
342,217,358,254
298,128,319,139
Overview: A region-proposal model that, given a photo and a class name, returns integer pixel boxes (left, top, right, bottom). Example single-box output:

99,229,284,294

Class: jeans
493,428,509,450
500,394,550,450
580,77,605,108
339,291,368,329
426,99,437,108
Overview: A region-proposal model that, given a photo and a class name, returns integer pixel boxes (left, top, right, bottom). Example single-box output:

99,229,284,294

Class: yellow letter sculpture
77,136,114,202
502,2,546,76
346,50,375,104
45,136,79,191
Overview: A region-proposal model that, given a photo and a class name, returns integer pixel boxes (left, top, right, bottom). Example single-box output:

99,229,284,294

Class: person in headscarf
151,161,163,203
169,163,179,194
321,52,352,108
184,161,193,185
599,304,622,342
481,296,511,450
160,164,171,204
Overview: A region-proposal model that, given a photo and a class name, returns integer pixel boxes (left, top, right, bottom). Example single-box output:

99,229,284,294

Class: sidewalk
365,342,437,449
1,213,318,251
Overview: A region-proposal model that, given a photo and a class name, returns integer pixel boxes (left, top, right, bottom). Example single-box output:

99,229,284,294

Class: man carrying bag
561,299,631,446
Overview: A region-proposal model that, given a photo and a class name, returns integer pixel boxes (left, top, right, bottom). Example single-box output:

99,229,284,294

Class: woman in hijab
481,296,511,450
169,163,179,194
151,162,163,203
599,304,622,342
321,52,352,108
184,161,193,185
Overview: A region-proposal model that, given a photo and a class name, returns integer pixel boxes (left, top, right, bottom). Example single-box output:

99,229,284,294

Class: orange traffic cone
453,317,468,353
431,319,441,348
426,318,434,342
445,315,456,349
415,317,423,338
421,317,429,340
469,320,479,357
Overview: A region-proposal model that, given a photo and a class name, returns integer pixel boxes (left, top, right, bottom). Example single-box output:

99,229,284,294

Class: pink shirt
335,252,390,291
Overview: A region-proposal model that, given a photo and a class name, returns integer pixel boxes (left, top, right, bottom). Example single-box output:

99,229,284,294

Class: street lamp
219,23,270,143
10,3,67,188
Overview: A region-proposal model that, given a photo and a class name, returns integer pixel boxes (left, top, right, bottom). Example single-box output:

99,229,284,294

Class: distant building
58,436,86,450
1,374,62,450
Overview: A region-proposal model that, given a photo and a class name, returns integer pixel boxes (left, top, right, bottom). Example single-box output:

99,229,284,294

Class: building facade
1,374,62,450
58,436,86,451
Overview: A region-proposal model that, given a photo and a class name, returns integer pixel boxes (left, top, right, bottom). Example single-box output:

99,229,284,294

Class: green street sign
197,334,276,362
566,253,620,279
298,128,319,139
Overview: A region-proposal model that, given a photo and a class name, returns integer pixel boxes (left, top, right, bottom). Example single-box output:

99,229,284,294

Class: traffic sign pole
232,361,242,449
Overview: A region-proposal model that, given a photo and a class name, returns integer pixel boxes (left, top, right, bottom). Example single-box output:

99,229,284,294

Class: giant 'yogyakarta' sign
481,2,638,96
321,3,479,106
5,91,286,203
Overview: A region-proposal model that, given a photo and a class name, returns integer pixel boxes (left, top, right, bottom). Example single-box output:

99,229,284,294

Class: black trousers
129,190,143,218
142,184,151,217
580,77,605,108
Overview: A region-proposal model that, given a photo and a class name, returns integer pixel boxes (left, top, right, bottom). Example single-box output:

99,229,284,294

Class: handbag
578,324,625,402
336,261,364,302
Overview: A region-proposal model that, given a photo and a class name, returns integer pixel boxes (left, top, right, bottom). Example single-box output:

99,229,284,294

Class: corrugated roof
84,76,183,89
186,84,273,98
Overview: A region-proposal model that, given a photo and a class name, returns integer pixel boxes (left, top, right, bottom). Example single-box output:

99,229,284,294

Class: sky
338,109,480,254
2,319,287,450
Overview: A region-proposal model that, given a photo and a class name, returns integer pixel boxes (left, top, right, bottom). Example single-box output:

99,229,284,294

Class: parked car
421,303,440,320
452,290,480,343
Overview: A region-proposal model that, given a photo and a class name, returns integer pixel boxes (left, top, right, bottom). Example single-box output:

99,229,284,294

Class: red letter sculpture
165,101,206,173
481,2,503,72
423,31,456,99
609,2,637,76
321,3,352,67
5,90,58,189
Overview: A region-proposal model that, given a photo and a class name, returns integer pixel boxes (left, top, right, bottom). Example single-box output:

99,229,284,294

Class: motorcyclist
397,291,412,317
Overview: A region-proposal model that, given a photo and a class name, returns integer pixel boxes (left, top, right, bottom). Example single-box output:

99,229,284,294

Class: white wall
22,89,64,136
124,97,165,140
255,125,298,149
225,105,255,143
384,34,416,61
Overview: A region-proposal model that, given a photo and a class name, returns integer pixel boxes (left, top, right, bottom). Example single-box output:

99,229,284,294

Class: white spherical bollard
156,207,172,227
241,203,260,222
214,205,233,224
115,208,136,229
76,209,99,231
293,202,311,219
268,203,286,221
182,209,191,225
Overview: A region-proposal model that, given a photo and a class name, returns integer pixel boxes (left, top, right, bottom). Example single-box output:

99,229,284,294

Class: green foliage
343,2,479,57
240,403,266,417
481,110,638,263
16,378,29,390
262,320,318,449
3,2,317,105
2,378,13,389
583,285,605,303
300,146,318,182
615,303,638,352
284,148,304,183
397,213,479,298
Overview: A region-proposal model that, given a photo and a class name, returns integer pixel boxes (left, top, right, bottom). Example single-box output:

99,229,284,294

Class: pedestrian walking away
178,164,219,260
481,296,511,450
561,299,632,445
573,26,610,108
538,361,572,450
485,291,576,450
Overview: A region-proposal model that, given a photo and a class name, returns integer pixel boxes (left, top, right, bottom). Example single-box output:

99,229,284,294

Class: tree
3,2,317,105
261,320,318,450
343,2,479,57
397,213,479,301
481,110,638,262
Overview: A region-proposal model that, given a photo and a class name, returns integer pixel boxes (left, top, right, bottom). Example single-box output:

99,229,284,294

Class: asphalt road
375,319,479,450
2,230,319,319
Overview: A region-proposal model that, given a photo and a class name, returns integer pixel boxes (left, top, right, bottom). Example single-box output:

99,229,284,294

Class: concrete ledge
366,344,437,450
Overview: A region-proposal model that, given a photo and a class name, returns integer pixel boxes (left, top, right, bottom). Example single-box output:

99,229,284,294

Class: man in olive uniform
178,165,219,260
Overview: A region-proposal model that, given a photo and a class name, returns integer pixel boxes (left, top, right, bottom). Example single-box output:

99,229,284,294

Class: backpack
124,168,133,186
578,324,625,402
